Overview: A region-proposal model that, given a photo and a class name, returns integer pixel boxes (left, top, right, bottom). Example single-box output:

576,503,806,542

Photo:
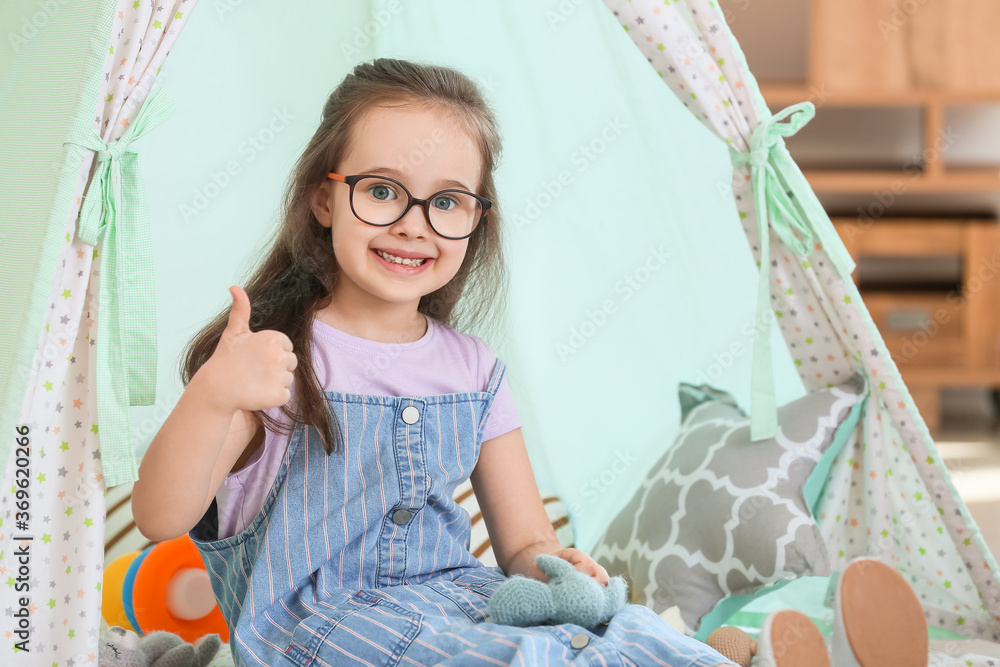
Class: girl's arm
132,365,259,542
470,427,609,585
134,285,294,542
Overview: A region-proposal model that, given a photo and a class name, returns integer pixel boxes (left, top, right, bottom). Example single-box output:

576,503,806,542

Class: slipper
756,609,831,667
831,557,928,667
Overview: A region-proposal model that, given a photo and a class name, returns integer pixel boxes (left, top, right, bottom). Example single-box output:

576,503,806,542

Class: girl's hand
199,285,297,413
551,547,610,587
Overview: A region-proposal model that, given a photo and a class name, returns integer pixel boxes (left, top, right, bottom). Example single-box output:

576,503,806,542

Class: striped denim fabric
189,358,738,667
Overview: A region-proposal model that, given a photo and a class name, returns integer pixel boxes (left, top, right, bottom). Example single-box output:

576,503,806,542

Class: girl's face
312,104,483,312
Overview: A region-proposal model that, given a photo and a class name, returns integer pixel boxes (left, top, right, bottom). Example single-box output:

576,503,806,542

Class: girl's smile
370,246,434,274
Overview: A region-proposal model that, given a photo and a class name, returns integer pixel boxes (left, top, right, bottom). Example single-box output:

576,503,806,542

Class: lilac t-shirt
214,313,523,539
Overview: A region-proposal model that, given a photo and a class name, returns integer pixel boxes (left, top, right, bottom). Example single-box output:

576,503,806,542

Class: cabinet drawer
811,0,1000,93
864,291,964,367
831,219,965,257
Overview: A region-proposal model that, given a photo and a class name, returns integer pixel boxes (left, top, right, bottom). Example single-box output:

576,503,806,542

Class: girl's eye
368,183,397,201
432,194,458,211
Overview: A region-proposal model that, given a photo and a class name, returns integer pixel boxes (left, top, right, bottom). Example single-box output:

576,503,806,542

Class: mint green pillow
591,371,868,637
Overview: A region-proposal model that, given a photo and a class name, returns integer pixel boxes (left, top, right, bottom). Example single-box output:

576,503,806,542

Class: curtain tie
62,87,175,487
728,101,856,441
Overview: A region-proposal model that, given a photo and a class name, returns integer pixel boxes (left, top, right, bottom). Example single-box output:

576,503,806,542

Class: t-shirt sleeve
483,374,523,442
475,338,523,442
215,406,288,539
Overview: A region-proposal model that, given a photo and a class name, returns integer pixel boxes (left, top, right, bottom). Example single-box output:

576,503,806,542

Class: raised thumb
225,285,252,336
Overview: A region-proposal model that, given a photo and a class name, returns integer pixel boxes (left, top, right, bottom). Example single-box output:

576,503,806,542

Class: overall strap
484,357,507,399
477,357,507,433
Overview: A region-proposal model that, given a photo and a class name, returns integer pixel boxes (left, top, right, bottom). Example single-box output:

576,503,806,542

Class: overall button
570,633,590,649
392,508,412,525
401,406,420,424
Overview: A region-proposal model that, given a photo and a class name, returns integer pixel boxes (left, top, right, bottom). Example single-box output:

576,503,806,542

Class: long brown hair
179,58,508,456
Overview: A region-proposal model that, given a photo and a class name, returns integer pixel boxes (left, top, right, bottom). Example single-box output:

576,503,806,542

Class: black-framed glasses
327,172,491,240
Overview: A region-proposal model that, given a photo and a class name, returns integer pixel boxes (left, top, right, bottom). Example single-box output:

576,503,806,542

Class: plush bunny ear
535,553,577,579
601,576,629,617
148,644,196,667
191,634,223,667
140,630,185,661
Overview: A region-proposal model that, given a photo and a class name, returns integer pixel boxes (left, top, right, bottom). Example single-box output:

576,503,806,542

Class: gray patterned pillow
591,370,868,635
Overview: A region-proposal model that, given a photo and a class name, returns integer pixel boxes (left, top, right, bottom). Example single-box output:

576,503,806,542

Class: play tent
1,0,999,663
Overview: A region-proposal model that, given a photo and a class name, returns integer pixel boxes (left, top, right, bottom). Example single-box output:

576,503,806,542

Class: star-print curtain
0,0,196,662
601,0,1000,642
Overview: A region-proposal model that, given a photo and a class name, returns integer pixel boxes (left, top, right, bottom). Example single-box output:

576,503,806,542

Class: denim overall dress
189,357,737,667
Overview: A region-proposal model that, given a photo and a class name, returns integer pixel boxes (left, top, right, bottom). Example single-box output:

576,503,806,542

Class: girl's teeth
377,250,425,266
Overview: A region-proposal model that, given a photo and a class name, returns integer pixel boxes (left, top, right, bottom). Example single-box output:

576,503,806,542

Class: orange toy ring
131,534,229,643
102,550,140,632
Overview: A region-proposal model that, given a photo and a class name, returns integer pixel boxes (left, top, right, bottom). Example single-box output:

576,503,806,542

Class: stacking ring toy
131,534,229,643
122,544,155,636
102,550,140,632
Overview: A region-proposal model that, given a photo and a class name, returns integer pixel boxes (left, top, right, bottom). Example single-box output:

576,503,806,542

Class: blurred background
720,0,1000,559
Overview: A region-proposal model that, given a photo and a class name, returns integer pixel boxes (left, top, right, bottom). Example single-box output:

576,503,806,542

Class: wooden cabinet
810,0,1000,94
759,87,1000,194
831,218,1000,435
754,0,1000,194
720,0,1000,433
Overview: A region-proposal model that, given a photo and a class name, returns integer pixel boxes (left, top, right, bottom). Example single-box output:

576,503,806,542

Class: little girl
132,57,737,667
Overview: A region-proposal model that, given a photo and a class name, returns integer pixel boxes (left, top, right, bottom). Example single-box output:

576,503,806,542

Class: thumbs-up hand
200,285,298,413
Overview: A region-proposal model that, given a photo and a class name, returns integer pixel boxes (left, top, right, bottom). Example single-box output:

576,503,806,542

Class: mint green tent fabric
0,0,116,488
60,86,176,488
0,0,133,661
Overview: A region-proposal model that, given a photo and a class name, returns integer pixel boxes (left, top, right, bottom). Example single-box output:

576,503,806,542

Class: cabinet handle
886,309,933,331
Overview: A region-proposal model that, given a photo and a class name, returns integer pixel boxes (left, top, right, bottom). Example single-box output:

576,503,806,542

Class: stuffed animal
99,625,221,667
488,553,628,628
487,554,758,667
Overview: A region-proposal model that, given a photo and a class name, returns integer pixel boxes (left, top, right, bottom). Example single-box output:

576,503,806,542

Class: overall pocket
423,580,493,624
452,567,508,605
282,590,422,667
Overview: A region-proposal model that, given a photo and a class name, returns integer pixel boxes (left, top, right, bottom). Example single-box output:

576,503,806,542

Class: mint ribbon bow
62,87,175,487
727,101,856,441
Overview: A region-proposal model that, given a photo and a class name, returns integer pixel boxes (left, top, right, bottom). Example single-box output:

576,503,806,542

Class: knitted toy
99,625,222,667
487,554,758,667
488,553,628,628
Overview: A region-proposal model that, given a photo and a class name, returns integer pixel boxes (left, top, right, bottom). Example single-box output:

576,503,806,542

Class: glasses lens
352,177,481,239
353,177,407,224
427,191,481,239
